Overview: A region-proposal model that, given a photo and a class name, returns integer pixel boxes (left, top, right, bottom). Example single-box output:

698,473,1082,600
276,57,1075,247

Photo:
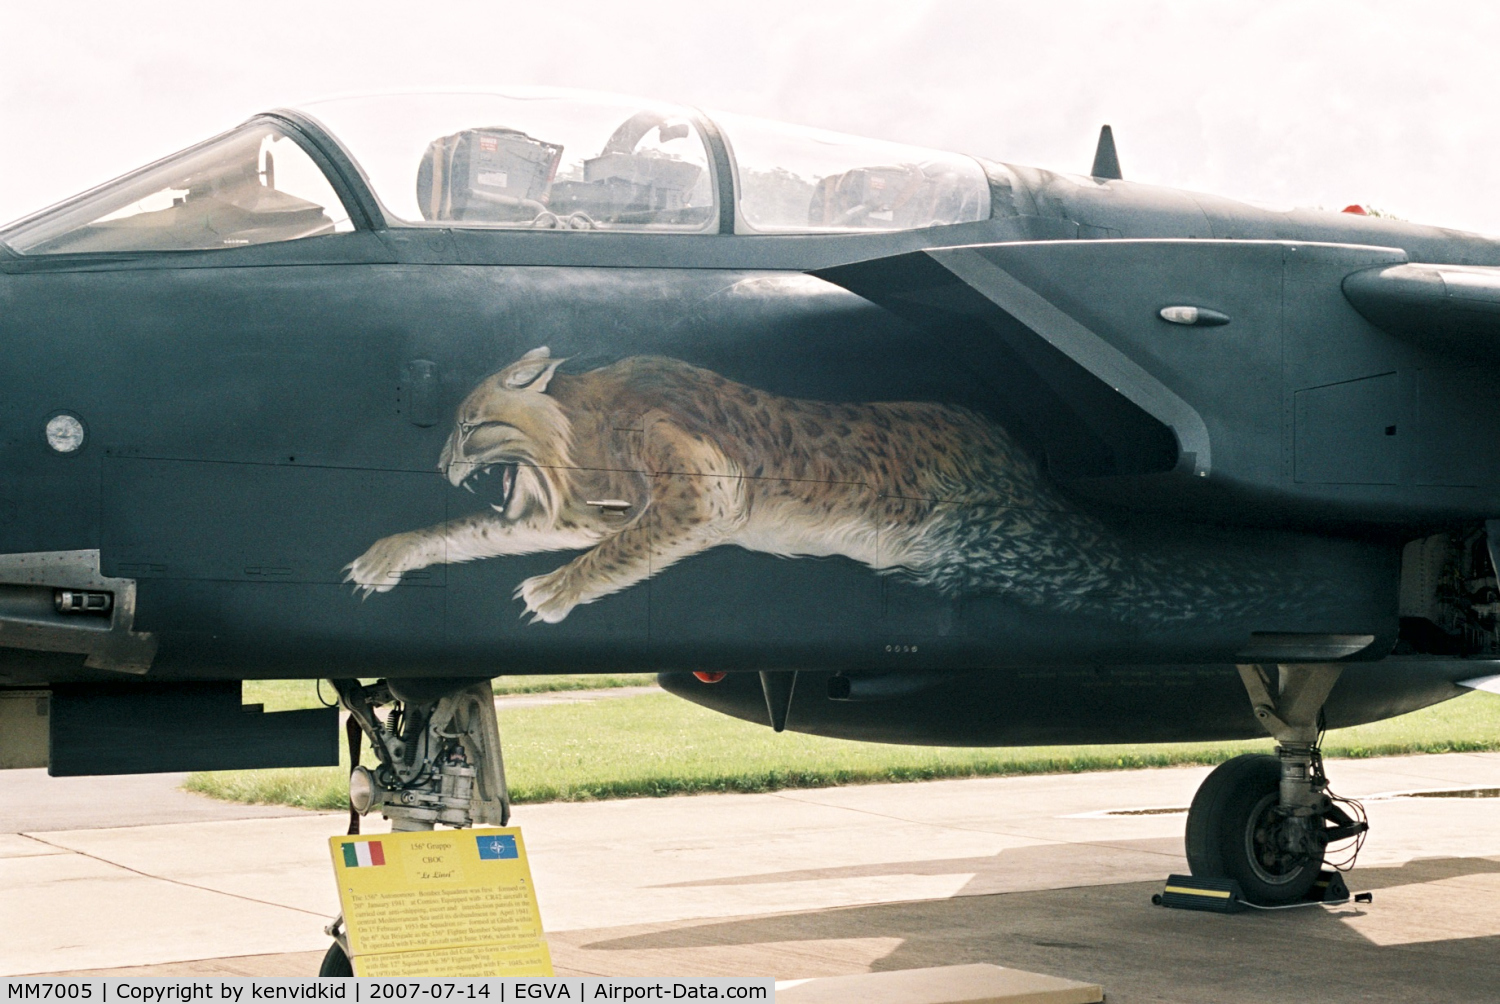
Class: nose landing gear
317,677,511,974
1185,664,1368,905
332,677,510,831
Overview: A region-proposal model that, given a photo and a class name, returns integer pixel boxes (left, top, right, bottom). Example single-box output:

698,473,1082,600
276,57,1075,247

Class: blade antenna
1091,124,1122,180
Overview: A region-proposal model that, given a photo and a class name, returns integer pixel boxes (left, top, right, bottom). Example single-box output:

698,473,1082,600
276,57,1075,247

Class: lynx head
440,346,574,521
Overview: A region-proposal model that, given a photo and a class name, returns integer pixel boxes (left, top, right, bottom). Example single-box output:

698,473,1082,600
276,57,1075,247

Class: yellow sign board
329,827,553,977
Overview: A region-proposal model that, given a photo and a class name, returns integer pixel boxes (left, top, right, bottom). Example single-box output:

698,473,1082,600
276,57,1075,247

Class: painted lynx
346,346,1274,625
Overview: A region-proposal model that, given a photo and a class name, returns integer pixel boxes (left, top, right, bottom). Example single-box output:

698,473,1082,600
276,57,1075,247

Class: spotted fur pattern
347,347,1285,625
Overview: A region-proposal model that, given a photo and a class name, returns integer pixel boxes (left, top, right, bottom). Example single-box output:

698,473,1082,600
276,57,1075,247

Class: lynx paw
516,569,580,624
346,534,423,598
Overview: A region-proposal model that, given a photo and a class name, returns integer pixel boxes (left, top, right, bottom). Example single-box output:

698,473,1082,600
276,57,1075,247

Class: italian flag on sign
342,841,386,868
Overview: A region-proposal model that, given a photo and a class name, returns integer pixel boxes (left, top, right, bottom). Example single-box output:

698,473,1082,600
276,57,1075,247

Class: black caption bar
3,980,774,1003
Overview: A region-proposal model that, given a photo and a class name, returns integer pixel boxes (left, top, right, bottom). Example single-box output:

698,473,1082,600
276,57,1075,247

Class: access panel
1294,373,1401,485
101,457,445,586
99,457,450,673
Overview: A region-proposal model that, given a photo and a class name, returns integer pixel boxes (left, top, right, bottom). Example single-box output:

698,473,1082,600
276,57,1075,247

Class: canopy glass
1,89,995,253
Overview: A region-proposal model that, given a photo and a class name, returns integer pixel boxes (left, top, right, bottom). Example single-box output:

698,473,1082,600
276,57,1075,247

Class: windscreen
0,123,353,255
299,91,717,232
715,111,990,233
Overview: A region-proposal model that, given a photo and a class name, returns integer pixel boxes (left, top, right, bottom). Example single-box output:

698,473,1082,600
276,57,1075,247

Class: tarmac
5,751,1500,1003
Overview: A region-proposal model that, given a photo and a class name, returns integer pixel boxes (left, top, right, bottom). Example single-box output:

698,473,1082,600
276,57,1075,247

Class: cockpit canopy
339,92,719,230
0,88,993,254
305,90,991,235
715,110,990,233
0,123,354,255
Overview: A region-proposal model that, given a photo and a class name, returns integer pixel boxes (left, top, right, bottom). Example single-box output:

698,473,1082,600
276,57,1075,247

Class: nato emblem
477,834,518,860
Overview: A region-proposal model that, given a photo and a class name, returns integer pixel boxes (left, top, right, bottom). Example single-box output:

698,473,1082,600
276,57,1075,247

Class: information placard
329,827,553,977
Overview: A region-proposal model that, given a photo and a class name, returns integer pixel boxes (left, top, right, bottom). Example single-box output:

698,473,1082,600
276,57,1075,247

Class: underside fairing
659,659,1474,747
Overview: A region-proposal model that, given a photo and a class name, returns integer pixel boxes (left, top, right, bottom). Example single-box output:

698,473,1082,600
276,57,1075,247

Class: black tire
318,941,353,977
1185,753,1324,905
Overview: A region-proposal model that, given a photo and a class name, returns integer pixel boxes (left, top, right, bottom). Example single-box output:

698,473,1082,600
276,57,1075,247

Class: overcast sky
3,1,1498,234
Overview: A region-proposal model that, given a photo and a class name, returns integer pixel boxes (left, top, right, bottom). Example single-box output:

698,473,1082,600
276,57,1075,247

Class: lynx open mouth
462,462,519,511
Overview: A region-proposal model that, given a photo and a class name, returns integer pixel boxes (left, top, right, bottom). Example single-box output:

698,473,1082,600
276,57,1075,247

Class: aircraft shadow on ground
564,853,1500,1004
648,836,1185,889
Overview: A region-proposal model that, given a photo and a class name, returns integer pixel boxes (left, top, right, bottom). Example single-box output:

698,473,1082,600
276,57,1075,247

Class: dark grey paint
2,111,1499,760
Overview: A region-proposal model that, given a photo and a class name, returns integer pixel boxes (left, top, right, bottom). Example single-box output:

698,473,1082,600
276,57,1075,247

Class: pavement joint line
1331,750,1500,773
14,951,324,979
1342,765,1500,788
1,834,68,857
765,791,1186,861
12,807,327,837
1338,762,1488,780
57,811,319,834
16,832,332,919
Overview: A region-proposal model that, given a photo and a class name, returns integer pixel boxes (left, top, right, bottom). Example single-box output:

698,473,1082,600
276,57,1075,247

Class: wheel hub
1246,792,1316,885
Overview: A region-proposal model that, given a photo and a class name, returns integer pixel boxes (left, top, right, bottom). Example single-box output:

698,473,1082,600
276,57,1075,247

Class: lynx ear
500,346,566,392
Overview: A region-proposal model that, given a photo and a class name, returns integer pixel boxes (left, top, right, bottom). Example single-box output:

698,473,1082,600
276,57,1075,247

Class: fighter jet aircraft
3,89,1499,968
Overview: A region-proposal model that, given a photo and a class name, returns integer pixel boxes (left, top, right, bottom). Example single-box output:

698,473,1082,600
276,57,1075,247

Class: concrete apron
4,752,1500,1003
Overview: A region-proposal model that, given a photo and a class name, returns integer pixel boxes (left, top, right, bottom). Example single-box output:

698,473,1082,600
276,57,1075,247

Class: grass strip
236,674,658,713
184,689,1500,811
490,673,658,694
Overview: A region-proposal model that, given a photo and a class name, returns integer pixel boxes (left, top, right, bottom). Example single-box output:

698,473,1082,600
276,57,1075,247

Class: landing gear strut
317,677,510,974
1185,664,1368,905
